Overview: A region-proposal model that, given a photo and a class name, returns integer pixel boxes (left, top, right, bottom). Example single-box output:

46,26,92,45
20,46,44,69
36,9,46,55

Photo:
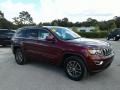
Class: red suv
11,26,114,81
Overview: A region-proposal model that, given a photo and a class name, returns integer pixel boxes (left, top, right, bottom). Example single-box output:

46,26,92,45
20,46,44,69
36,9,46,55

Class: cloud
0,0,39,23
0,0,120,23
40,0,120,22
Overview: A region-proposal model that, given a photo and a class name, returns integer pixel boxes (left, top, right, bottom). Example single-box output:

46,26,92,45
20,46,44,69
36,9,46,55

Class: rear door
23,29,40,59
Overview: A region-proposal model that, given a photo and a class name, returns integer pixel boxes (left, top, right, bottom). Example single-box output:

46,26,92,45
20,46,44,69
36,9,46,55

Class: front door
36,29,63,64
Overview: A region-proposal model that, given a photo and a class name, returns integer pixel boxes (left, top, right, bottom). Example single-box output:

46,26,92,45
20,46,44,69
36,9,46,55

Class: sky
0,0,120,24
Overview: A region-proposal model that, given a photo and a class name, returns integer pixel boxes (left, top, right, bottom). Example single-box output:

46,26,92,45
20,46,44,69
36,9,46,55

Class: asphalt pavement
0,39,120,90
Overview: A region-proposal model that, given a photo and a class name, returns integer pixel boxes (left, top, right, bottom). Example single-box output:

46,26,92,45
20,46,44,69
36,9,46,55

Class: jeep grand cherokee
11,26,114,81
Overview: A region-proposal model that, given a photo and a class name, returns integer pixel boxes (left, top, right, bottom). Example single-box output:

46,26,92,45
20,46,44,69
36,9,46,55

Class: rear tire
14,49,27,65
113,37,119,41
64,56,86,81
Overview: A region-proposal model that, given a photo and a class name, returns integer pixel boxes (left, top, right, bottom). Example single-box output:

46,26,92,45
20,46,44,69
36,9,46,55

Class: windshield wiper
65,37,81,40
73,37,81,39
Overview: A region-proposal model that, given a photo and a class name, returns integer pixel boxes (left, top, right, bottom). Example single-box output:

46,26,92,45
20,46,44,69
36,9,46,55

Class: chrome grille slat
102,48,112,56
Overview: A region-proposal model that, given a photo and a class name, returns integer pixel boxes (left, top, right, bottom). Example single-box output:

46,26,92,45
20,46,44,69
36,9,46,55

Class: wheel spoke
75,63,81,70
72,61,76,67
75,70,81,74
67,62,72,68
72,71,76,76
16,50,23,62
66,60,82,78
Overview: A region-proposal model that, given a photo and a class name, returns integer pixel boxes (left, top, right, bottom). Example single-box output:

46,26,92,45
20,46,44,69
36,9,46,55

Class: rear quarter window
26,29,38,39
15,29,27,38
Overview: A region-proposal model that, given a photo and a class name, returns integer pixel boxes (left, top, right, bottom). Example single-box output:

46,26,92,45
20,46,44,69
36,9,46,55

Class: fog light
94,61,103,65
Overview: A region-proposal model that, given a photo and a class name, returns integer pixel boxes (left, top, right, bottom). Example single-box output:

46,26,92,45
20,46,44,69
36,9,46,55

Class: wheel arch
61,52,89,73
12,45,21,54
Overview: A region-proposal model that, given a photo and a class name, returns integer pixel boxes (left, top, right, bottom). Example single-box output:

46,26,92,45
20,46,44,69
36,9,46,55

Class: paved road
0,39,120,90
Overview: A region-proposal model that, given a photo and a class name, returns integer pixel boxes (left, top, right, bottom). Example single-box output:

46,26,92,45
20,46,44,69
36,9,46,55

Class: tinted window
26,29,38,39
16,29,27,37
51,27,81,40
0,30,14,37
38,29,51,41
6,31,15,37
0,30,9,35
115,29,120,34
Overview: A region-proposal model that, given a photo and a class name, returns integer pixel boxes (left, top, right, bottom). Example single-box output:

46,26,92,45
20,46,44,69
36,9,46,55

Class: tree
87,18,98,26
61,18,69,27
95,24,100,32
0,11,15,29
114,16,120,28
19,11,33,24
107,20,116,32
62,18,68,23
0,10,4,18
13,11,34,25
38,22,43,26
42,22,51,26
98,21,108,31
13,17,22,25
0,18,15,29
109,20,116,30
51,20,58,26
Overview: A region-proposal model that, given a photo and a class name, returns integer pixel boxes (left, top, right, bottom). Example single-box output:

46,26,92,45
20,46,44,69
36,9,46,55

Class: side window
6,31,15,37
0,30,8,36
26,29,38,39
38,29,52,41
16,29,27,38
118,30,120,34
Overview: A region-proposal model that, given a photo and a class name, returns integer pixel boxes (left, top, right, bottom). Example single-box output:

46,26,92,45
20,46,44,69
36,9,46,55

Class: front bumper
0,38,11,45
86,53,114,73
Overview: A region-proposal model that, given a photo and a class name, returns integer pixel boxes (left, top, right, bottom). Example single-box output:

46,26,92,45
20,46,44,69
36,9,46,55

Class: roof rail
22,25,42,29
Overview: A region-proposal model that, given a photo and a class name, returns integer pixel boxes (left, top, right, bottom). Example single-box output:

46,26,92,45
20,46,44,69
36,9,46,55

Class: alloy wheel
66,60,82,78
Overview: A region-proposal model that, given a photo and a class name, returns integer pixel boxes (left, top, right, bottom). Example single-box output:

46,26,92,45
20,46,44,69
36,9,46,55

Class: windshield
50,27,81,40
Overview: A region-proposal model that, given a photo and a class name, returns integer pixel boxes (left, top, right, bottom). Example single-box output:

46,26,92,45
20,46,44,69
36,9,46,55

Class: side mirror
46,35,55,42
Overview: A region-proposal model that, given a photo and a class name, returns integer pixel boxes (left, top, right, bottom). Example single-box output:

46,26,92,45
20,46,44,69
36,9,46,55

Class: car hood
67,38,110,47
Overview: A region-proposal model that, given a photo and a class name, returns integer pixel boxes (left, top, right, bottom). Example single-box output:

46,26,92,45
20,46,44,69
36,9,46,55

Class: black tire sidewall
15,49,26,65
64,56,85,81
113,37,119,41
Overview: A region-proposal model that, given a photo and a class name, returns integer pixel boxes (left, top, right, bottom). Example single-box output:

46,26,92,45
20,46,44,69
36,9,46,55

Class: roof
21,26,65,30
21,26,42,29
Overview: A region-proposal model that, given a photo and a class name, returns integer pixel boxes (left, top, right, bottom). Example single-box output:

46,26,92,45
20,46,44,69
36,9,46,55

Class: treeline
40,17,119,32
0,10,35,29
0,10,120,31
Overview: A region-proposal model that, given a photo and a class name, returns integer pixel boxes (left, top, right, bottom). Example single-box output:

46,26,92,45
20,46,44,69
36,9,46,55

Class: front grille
102,48,112,56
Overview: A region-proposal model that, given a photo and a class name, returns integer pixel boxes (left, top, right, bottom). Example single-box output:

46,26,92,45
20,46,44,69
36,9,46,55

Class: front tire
15,49,27,65
64,56,86,81
113,37,119,41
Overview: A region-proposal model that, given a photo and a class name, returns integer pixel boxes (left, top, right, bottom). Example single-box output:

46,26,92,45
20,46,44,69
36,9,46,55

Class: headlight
88,48,102,55
117,35,120,37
